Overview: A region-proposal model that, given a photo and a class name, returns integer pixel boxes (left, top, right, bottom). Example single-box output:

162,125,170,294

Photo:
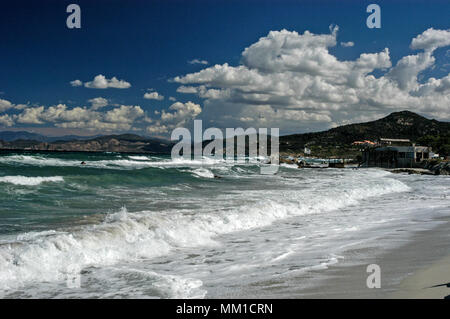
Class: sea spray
0,169,410,293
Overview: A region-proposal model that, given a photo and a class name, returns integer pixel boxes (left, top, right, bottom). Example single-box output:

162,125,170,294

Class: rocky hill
0,134,173,154
1,111,449,157
0,131,99,142
280,111,450,157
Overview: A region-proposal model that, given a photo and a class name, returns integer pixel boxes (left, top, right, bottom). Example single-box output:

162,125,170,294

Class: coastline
294,216,450,299
1,151,449,298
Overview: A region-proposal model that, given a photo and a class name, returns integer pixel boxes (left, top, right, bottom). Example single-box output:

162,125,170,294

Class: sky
0,0,449,137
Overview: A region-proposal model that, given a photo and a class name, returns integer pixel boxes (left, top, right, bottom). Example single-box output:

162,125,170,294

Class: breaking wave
0,170,410,294
0,176,64,186
190,168,215,178
0,154,229,170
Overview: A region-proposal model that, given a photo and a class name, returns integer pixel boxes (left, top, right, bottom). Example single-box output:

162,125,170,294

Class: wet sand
295,216,450,298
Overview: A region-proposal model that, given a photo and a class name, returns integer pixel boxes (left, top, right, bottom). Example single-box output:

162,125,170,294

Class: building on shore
361,138,431,168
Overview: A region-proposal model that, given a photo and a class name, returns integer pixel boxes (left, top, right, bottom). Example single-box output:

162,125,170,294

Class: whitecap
191,168,215,179
0,176,64,186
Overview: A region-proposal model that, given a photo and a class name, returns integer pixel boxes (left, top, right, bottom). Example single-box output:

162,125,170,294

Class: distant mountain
280,111,450,155
0,133,173,154
1,111,449,156
0,131,99,142
47,134,102,142
0,131,47,142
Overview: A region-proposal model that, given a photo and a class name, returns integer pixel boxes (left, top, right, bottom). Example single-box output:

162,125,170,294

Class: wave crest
0,176,64,186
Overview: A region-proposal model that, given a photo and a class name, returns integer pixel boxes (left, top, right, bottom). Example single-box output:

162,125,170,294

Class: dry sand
291,217,450,298
391,256,450,299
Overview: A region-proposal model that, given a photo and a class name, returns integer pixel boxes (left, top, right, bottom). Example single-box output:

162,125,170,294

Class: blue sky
0,0,449,136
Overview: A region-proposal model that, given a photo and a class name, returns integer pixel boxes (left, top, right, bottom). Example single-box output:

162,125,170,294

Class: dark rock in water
279,157,295,165
328,162,345,168
423,160,450,175
391,168,434,175
297,160,310,168
433,162,450,175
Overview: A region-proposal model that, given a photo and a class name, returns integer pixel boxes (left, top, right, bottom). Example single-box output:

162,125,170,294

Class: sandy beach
390,257,450,299
292,216,450,299
387,217,450,299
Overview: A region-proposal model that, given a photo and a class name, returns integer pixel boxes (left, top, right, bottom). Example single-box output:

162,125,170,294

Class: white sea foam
16,230,63,241
280,163,298,169
0,155,82,167
127,156,150,161
191,168,215,178
0,154,229,170
145,270,206,299
0,170,411,295
0,176,64,186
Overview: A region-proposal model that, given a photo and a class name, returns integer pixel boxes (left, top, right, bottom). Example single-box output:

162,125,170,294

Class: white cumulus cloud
341,41,354,47
83,74,131,89
174,27,450,133
70,79,83,87
143,91,164,100
146,101,201,134
410,28,450,52
88,97,109,110
0,114,14,127
188,59,209,65
13,103,145,132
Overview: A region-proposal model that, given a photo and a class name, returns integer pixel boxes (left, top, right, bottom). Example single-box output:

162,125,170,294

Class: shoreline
294,216,450,298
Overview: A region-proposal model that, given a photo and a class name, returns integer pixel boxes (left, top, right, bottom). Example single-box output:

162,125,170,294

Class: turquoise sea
0,151,449,298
